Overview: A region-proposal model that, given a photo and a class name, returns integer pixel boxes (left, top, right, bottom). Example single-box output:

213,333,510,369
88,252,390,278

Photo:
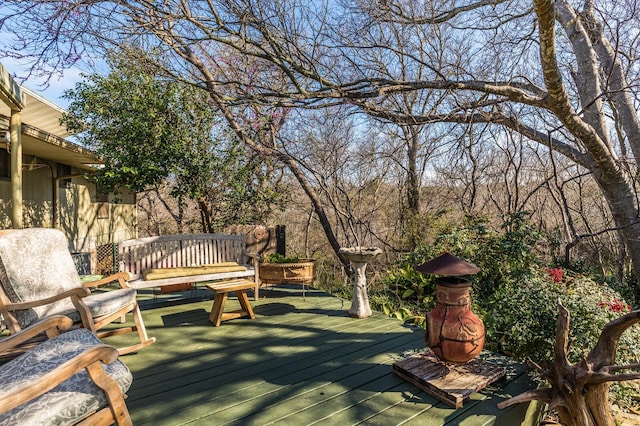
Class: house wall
59,175,137,251
0,158,137,253
0,165,53,229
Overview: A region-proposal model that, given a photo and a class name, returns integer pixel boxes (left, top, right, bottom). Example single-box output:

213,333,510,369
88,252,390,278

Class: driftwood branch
589,372,640,384
498,299,640,426
497,388,552,408
587,309,640,367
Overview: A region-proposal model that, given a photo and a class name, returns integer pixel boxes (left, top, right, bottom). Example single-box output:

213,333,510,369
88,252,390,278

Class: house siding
0,164,136,257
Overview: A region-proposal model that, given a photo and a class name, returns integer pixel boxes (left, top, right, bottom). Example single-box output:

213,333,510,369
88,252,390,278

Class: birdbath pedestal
339,246,382,318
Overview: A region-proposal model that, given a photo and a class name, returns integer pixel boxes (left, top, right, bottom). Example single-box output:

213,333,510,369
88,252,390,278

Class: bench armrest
242,250,259,259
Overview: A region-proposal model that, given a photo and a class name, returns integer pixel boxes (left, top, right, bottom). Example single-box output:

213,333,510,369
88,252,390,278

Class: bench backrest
118,233,247,276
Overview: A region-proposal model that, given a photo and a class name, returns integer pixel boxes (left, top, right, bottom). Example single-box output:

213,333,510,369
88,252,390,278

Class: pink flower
546,267,563,283
598,298,631,312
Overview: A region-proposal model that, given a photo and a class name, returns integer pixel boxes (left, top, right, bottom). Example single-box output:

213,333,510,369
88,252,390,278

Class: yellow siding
0,166,137,251
58,176,137,251
0,180,11,228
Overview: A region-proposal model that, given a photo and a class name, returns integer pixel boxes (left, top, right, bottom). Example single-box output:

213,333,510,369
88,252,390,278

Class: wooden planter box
259,260,315,284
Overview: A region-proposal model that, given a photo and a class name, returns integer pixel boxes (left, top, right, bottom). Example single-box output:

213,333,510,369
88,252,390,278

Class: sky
1,56,85,110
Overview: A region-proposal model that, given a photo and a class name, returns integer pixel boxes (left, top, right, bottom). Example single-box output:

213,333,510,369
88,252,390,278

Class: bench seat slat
206,279,256,292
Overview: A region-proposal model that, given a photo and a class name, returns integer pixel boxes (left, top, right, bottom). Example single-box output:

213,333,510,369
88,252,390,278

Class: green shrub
486,272,640,365
439,212,542,297
381,264,434,303
376,257,436,328
485,271,640,408
260,253,306,263
372,212,640,407
377,212,544,323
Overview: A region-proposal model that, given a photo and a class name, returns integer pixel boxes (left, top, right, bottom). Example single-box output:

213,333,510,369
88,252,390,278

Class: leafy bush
376,261,435,328
390,213,541,293
381,264,434,303
259,253,307,263
437,212,542,297
369,212,640,407
486,272,640,365
376,212,544,323
485,270,640,408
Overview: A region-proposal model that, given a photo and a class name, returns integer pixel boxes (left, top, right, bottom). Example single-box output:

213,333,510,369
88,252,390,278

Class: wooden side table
206,279,256,326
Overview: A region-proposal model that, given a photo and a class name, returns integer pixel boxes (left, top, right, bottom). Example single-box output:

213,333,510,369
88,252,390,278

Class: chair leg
117,303,156,355
94,304,155,355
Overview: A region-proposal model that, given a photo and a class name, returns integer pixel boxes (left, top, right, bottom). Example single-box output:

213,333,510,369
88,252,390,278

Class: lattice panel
96,243,117,275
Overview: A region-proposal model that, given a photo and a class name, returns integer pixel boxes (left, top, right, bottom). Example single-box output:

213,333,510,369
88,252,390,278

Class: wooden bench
206,279,256,326
118,233,260,299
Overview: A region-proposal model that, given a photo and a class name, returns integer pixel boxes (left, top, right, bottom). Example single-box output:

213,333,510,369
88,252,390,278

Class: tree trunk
536,0,640,299
198,197,213,234
281,155,353,273
405,126,420,217
597,179,640,301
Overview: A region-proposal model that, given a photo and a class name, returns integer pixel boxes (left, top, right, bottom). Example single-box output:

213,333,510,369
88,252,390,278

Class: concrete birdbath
339,246,383,318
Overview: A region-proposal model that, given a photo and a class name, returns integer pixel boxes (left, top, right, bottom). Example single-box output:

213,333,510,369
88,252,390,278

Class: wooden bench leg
209,292,228,327
208,288,255,326
237,290,255,320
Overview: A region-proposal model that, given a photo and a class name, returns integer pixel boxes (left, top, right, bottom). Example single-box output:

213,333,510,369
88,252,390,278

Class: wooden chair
0,228,155,355
0,315,133,425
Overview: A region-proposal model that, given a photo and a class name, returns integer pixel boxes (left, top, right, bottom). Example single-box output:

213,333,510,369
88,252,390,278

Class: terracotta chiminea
416,253,485,363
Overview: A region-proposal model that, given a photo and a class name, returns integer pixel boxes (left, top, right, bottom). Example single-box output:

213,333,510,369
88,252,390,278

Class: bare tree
4,0,640,294
280,108,397,250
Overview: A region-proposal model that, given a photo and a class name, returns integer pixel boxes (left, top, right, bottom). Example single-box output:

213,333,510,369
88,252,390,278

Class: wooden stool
206,279,256,326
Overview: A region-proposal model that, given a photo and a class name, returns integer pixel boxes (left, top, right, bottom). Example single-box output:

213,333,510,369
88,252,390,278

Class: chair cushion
0,229,82,328
0,328,133,425
85,288,137,319
59,288,138,323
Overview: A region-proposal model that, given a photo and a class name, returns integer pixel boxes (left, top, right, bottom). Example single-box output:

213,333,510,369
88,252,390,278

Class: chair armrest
4,287,91,311
0,344,121,415
82,271,132,289
0,316,74,353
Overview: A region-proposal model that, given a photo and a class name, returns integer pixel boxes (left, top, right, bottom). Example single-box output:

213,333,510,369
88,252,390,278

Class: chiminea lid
415,252,480,276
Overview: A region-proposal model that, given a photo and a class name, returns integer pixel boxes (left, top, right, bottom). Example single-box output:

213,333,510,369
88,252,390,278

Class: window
0,150,9,179
57,163,72,188
96,183,109,219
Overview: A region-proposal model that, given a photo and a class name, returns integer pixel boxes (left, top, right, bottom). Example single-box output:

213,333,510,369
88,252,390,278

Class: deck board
101,285,541,425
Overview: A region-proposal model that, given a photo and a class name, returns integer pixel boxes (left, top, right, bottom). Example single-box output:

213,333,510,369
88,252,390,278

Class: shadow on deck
103,284,542,425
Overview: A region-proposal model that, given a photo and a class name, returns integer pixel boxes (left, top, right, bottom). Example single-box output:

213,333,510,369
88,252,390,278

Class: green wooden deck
104,285,542,425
